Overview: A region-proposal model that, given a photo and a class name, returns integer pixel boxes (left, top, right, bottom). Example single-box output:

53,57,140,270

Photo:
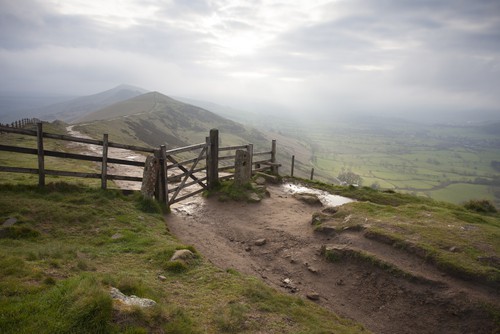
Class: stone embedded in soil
307,265,319,273
254,238,267,246
314,225,337,235
322,207,338,215
111,233,123,240
293,193,322,206
170,249,195,262
306,292,320,300
110,287,156,308
158,275,167,281
255,177,266,185
2,217,18,227
248,193,261,203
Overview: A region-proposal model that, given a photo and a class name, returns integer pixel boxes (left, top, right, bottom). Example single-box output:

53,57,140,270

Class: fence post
208,129,219,189
247,144,253,176
271,139,277,174
310,168,314,180
101,134,108,189
158,145,168,206
291,155,295,177
36,122,45,187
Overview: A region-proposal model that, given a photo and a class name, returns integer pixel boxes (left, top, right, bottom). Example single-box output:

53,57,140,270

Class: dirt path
167,184,499,334
66,126,145,190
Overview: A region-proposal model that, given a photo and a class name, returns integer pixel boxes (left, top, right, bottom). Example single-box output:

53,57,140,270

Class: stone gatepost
141,155,159,198
234,149,251,186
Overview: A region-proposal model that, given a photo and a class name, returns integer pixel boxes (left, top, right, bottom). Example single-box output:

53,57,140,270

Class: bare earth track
167,184,499,334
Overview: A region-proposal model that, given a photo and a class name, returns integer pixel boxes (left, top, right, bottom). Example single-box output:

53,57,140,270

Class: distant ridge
31,84,149,123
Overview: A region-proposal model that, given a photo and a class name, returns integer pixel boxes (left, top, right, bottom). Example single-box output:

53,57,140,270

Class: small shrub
463,199,497,213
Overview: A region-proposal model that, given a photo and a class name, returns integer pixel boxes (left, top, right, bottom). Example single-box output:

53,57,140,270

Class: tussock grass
0,182,368,333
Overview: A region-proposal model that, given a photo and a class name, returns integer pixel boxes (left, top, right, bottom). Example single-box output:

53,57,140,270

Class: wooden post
291,155,295,177
101,134,108,189
159,145,168,206
208,129,219,189
247,144,253,176
271,139,277,174
310,168,314,180
36,122,45,187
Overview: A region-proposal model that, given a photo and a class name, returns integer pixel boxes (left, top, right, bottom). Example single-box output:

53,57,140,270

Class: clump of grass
136,195,163,214
463,199,497,213
215,302,250,333
164,260,189,273
0,226,40,239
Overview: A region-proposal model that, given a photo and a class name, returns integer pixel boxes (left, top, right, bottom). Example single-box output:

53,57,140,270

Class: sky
1,0,500,120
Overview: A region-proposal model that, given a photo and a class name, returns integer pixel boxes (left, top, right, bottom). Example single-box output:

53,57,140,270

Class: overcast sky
1,0,499,119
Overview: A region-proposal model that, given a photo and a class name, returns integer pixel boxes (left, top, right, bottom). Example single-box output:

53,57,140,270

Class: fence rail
0,123,279,208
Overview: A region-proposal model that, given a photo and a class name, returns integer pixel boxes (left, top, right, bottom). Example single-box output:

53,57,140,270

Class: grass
0,121,104,188
0,182,368,333
295,178,500,288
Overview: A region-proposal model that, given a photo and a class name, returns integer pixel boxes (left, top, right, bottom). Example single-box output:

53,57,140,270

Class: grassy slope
75,92,270,150
0,183,367,334
298,178,500,287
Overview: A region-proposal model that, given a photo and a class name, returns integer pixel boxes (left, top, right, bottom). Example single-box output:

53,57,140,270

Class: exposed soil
167,184,500,334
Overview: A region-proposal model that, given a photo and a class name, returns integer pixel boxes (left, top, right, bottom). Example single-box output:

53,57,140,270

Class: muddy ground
167,184,499,334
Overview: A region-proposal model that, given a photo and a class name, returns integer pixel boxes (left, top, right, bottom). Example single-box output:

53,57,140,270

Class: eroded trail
66,126,145,190
167,184,499,334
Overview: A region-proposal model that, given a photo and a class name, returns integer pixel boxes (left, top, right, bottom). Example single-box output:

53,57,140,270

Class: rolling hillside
74,91,270,151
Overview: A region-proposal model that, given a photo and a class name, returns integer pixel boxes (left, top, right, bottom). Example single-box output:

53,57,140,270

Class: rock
110,287,156,308
255,177,266,185
449,246,459,253
322,207,338,215
2,217,17,227
158,275,167,281
314,225,337,235
254,238,267,246
306,264,319,273
306,292,320,301
248,193,261,203
293,193,322,206
170,249,195,262
245,246,252,252
111,233,123,240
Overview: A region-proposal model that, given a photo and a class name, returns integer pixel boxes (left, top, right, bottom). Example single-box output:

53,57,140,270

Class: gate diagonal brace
168,146,207,204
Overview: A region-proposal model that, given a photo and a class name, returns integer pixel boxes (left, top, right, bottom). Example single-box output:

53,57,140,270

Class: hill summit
74,91,267,149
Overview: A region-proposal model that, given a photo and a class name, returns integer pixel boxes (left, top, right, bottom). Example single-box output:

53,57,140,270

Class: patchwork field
272,118,500,207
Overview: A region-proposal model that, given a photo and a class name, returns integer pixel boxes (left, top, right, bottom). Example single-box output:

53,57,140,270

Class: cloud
0,0,499,120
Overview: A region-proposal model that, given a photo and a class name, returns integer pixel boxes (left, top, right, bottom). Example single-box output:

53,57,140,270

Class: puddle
282,183,354,207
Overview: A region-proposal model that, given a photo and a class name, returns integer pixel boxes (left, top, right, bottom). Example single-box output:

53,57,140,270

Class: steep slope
74,91,269,150
30,84,149,123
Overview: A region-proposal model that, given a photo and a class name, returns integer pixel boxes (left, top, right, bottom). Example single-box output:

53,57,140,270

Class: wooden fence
0,124,278,208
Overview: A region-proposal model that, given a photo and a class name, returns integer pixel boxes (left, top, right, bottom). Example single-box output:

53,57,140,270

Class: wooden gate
165,141,209,206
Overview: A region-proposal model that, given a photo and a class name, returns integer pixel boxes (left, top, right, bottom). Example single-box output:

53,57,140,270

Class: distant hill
26,84,149,123
74,91,270,150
